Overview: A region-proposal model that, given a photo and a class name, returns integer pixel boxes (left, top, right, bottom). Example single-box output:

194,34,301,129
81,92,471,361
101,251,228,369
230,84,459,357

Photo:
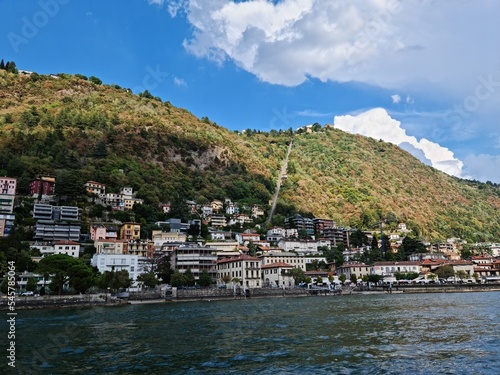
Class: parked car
20,291,34,296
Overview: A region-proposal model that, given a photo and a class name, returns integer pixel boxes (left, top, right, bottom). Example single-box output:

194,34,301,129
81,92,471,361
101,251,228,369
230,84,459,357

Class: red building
30,177,56,198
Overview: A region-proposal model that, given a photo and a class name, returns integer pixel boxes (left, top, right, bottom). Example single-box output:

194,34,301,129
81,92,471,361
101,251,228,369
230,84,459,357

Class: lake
4,291,500,374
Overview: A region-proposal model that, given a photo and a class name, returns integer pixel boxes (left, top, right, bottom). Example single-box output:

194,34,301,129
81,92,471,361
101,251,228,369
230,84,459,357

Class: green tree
350,229,368,248
316,276,323,284
350,274,358,284
156,256,173,284
339,274,347,284
170,271,187,287
0,277,9,294
435,265,455,280
184,268,195,286
26,277,38,292
198,270,213,287
455,270,468,281
37,255,94,294
137,272,158,288
289,267,306,283
89,76,102,85
367,274,383,283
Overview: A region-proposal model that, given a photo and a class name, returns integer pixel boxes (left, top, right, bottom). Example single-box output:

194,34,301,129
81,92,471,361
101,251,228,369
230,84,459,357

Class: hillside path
266,139,293,225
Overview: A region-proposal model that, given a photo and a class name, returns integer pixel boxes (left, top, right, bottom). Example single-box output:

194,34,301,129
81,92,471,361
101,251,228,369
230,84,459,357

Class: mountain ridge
0,69,499,242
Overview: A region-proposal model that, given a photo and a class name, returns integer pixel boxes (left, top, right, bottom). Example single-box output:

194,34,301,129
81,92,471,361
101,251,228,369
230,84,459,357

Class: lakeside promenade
2,283,500,310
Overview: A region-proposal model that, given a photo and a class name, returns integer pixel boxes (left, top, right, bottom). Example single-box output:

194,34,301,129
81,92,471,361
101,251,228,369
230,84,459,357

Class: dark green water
3,292,500,374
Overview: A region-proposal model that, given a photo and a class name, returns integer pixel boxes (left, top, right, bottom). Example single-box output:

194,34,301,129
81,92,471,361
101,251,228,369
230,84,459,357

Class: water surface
4,292,500,374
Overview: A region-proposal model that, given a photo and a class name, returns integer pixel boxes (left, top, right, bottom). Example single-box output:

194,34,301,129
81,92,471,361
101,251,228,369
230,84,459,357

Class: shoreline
2,284,500,310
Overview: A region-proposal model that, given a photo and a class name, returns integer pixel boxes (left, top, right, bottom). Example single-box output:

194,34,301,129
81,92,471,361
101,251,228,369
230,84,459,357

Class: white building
261,262,295,288
91,253,144,283
371,261,421,277
277,238,321,255
53,240,80,258
235,233,260,245
217,254,262,289
259,251,307,272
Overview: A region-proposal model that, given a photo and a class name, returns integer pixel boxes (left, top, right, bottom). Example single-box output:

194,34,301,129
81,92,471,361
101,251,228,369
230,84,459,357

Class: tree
350,229,368,248
350,274,358,284
339,274,347,284
97,270,131,291
367,274,383,283
399,236,427,259
198,270,212,287
316,276,323,285
156,256,173,284
289,267,306,283
435,265,455,280
137,272,158,288
455,270,468,282
26,277,38,292
37,255,94,294
0,277,9,294
89,76,102,85
184,268,195,286
170,271,187,287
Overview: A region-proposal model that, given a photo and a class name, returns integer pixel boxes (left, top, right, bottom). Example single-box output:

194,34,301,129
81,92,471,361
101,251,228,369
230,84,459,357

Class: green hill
0,69,499,242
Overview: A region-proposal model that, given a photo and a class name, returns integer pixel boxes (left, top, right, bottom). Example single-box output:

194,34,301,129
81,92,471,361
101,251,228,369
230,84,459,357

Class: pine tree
0,59,5,70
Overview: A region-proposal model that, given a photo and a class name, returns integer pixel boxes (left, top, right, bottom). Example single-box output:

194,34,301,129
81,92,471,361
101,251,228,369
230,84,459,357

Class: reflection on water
5,292,500,374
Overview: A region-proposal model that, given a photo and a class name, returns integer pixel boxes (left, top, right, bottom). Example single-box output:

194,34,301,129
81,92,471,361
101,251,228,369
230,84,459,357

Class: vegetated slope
0,69,499,242
0,70,288,210
281,129,500,242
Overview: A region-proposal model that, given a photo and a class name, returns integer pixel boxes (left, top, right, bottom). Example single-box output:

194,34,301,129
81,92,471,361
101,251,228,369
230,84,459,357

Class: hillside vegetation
0,69,499,242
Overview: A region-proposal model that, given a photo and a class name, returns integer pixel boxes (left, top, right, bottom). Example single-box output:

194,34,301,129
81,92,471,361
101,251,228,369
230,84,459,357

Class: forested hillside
0,69,499,241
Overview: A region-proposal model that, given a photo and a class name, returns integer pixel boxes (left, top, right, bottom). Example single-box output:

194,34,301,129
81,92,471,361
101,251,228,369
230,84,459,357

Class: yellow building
120,222,141,240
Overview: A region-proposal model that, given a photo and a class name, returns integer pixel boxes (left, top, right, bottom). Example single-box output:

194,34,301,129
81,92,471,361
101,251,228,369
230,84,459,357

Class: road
266,139,293,225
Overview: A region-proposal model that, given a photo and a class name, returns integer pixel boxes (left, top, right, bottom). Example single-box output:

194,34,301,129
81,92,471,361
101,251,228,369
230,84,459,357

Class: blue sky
1,0,499,183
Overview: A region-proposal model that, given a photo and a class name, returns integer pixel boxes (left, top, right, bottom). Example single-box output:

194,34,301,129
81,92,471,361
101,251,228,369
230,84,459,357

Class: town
1,175,500,298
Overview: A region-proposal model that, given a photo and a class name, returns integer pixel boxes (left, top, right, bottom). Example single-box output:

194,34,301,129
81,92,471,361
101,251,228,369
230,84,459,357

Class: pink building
0,177,17,195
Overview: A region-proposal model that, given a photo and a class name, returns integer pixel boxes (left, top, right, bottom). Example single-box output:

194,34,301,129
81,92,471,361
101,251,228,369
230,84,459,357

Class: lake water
4,292,500,374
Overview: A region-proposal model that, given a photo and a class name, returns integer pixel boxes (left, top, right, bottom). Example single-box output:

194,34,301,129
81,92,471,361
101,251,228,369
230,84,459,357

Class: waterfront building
217,254,262,289
91,253,144,283
370,261,421,277
337,262,371,280
261,262,295,288
170,245,218,283
259,251,307,272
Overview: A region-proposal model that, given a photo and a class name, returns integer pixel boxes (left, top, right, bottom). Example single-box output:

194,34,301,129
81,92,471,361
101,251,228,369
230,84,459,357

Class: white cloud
177,0,500,95
296,109,334,117
148,0,165,5
333,108,464,178
391,94,401,104
173,76,187,86
405,95,413,104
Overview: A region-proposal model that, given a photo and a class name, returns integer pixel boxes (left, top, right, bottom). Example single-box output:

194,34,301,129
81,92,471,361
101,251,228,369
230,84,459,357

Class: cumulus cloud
333,108,464,178
174,0,500,93
391,94,401,104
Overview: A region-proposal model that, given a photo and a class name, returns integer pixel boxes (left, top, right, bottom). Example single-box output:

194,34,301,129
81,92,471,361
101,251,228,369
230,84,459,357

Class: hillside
0,69,499,242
